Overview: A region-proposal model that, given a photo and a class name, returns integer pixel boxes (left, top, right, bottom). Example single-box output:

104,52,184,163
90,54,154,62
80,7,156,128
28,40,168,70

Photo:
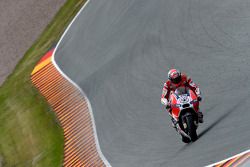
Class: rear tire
182,135,191,143
186,115,198,142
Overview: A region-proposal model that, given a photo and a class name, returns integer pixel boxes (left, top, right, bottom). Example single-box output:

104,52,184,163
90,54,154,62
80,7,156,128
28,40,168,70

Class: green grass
0,0,86,166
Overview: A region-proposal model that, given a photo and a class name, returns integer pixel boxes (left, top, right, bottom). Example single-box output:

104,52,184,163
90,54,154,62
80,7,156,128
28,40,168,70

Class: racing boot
198,111,203,123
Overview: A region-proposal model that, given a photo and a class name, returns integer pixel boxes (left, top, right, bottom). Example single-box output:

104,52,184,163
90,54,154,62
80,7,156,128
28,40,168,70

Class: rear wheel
182,135,191,143
186,115,198,142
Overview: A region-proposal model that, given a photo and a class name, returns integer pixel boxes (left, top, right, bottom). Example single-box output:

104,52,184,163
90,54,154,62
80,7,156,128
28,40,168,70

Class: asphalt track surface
55,0,250,166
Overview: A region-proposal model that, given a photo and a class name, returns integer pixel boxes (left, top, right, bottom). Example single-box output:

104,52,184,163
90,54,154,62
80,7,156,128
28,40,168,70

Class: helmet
168,69,182,84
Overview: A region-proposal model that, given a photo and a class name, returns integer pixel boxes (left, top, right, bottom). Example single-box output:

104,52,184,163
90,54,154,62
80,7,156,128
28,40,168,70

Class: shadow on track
198,95,250,139
174,97,248,156
171,105,218,156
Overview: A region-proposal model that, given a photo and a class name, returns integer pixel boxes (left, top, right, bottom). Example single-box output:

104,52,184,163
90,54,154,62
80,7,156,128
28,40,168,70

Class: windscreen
174,87,189,95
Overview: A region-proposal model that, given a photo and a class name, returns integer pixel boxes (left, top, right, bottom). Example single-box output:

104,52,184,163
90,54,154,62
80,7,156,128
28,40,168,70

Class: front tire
186,115,198,142
182,135,191,143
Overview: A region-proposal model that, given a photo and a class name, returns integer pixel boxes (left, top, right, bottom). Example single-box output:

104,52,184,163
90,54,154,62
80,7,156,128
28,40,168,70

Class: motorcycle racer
161,69,203,126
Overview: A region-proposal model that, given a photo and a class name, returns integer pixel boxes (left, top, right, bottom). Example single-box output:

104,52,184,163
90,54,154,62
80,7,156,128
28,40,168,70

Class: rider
161,69,203,127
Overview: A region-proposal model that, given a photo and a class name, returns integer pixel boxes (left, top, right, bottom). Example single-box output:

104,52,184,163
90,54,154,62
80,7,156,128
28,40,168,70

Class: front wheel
182,135,191,143
186,115,198,142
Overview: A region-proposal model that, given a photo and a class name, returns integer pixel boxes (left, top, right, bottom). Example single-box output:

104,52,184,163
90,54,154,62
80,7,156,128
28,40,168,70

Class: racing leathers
161,73,203,124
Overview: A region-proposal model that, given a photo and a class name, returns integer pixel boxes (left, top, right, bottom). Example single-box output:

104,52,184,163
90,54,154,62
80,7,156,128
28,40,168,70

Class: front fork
173,112,198,139
176,123,191,140
169,113,190,139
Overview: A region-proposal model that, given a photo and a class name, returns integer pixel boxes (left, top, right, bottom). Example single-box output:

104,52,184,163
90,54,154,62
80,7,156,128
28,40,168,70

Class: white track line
51,0,111,166
205,149,250,167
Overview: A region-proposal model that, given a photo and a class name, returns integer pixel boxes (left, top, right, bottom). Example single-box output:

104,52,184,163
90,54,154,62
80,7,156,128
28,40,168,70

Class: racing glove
161,98,168,105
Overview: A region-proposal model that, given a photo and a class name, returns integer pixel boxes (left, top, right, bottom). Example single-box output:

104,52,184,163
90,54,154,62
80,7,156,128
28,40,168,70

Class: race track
55,0,250,166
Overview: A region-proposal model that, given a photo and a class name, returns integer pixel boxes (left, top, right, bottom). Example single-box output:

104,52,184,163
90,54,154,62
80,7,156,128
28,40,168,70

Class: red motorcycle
168,87,200,143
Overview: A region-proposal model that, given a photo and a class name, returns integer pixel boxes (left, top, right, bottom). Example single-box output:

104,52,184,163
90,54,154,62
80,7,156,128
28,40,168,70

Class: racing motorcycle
168,87,200,143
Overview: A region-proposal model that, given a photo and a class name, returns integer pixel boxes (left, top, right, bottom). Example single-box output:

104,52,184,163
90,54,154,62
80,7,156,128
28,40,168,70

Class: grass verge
0,0,86,166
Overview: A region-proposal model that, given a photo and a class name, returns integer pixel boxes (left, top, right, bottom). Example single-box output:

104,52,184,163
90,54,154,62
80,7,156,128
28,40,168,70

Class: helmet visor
171,75,181,84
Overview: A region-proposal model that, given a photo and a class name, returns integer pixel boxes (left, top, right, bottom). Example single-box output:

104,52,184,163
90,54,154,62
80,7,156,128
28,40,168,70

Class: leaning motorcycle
168,87,200,143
